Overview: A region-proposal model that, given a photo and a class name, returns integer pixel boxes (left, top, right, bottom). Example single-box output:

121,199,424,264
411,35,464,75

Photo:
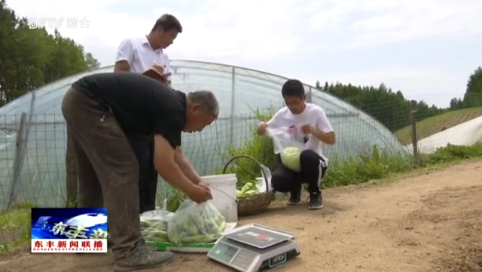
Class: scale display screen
211,242,239,263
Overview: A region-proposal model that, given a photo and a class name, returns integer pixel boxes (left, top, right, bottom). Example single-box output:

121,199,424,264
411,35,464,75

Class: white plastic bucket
202,174,238,223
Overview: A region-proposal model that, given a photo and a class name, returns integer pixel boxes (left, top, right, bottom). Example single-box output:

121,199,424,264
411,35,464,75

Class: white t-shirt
115,36,171,78
267,103,334,163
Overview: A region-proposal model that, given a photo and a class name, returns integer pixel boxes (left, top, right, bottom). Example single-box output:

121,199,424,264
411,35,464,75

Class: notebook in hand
142,68,164,80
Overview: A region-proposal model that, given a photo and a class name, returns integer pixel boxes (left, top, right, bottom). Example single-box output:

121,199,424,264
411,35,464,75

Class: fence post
410,100,419,168
65,128,78,207
307,87,313,103
229,67,236,146
7,112,27,209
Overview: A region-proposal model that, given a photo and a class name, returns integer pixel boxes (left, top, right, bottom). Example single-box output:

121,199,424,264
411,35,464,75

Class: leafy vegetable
141,219,171,243
280,146,302,172
236,180,260,197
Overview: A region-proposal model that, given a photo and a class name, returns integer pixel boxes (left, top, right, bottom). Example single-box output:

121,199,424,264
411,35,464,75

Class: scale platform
207,224,300,272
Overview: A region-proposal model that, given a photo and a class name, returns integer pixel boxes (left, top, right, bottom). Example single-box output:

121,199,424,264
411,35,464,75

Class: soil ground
0,161,481,272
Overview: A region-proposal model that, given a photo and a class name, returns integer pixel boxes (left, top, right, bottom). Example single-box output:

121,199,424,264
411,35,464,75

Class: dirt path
1,161,481,272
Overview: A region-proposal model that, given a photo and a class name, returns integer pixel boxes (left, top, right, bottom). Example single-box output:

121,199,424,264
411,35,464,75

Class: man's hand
300,124,314,134
199,181,210,190
303,125,336,145
187,184,212,203
152,65,171,84
143,65,169,84
257,122,268,135
151,64,164,74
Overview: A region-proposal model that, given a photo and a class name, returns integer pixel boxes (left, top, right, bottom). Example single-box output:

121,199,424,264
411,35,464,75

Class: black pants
271,149,328,194
128,136,158,214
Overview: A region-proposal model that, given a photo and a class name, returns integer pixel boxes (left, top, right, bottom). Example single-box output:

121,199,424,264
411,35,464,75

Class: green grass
395,107,482,145
0,203,34,253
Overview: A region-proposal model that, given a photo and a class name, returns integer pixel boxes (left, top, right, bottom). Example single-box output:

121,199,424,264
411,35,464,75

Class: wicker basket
222,155,275,216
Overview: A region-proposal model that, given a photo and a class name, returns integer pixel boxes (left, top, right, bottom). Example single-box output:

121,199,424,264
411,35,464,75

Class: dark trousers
271,149,328,194
127,136,158,214
62,87,142,260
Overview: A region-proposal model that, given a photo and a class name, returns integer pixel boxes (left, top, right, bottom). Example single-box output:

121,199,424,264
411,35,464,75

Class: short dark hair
151,14,183,33
281,79,305,97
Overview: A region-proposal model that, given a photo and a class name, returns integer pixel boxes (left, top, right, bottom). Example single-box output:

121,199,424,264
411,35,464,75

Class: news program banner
31,208,108,253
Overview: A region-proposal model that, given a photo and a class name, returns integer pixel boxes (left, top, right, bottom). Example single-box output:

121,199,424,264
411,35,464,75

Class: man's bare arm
114,60,130,72
174,147,201,185
153,135,196,194
312,129,336,145
114,39,134,72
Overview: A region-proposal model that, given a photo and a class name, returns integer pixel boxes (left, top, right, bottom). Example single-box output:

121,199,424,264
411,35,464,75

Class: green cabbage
280,146,302,172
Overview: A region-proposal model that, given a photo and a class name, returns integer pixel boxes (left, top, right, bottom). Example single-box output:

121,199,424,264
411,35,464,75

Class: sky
8,0,482,108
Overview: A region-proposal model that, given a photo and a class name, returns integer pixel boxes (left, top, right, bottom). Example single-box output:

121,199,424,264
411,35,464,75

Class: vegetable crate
222,155,275,216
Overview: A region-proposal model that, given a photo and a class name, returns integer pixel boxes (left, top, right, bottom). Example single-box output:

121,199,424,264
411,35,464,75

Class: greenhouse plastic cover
0,60,406,210
405,116,482,154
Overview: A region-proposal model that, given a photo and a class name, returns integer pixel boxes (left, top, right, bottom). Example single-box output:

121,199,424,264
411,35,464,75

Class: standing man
114,14,182,213
257,79,336,210
62,72,216,271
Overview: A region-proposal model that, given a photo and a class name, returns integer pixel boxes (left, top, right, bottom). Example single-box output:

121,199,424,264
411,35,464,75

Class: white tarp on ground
405,116,482,154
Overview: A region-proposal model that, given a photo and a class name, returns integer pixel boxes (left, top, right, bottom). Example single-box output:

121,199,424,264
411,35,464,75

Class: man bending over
62,72,215,271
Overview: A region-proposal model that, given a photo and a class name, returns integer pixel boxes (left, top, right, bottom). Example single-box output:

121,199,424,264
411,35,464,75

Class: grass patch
395,107,482,145
0,203,34,253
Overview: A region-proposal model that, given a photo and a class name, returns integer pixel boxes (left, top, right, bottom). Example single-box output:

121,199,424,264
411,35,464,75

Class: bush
424,143,482,164
323,146,413,187
219,107,279,189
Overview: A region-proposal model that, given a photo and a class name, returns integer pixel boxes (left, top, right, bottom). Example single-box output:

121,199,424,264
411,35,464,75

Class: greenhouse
0,60,405,210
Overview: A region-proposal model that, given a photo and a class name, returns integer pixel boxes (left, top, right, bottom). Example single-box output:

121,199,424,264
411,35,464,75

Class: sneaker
308,191,323,210
287,186,302,205
113,242,174,272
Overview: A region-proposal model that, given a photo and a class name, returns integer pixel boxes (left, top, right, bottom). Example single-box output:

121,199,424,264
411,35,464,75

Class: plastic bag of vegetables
167,199,226,245
266,127,304,172
140,200,174,243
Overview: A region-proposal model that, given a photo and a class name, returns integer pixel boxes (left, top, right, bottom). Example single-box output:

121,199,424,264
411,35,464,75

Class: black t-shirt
72,72,186,148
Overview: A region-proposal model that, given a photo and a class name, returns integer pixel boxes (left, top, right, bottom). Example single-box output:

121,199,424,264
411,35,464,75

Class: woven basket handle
222,155,270,193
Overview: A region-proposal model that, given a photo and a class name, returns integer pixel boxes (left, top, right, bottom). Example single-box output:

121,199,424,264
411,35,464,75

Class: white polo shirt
115,36,171,76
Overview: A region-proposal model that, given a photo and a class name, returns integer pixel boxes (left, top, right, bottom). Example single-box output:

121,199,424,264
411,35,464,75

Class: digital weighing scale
207,224,300,272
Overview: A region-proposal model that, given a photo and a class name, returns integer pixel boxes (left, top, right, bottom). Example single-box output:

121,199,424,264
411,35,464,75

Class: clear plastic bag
140,199,174,243
266,127,304,154
256,164,272,192
167,199,226,245
266,127,304,172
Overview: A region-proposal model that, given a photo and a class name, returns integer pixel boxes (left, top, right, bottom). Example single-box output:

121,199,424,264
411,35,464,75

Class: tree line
0,0,100,106
315,67,482,132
